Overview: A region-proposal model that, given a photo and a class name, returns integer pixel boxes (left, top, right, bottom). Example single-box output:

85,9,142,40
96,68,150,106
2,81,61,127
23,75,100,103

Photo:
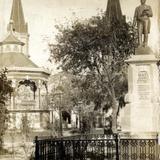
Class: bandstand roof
0,52,38,68
6,66,50,81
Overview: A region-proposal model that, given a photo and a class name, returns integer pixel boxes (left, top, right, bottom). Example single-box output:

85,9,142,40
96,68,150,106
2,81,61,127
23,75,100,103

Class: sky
0,0,159,69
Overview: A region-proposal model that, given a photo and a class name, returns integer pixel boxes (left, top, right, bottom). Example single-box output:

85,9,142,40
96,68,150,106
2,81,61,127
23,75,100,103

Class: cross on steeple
9,0,28,33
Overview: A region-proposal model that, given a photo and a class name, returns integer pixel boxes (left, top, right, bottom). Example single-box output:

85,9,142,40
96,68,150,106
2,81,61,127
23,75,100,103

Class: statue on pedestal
133,0,153,48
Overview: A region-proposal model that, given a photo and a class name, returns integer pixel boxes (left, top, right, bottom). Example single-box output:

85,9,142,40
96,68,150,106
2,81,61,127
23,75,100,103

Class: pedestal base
120,132,158,139
119,51,160,134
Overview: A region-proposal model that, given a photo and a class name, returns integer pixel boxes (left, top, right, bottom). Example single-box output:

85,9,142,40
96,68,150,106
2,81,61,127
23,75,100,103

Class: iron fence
120,139,158,160
34,134,159,160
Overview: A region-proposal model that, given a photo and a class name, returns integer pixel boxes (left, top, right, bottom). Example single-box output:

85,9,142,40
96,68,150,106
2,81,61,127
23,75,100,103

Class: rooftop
1,32,24,45
0,52,38,68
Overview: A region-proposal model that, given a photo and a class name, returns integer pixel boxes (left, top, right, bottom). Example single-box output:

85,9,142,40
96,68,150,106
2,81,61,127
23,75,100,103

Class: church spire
7,0,30,57
9,0,28,33
159,0,160,31
105,0,125,24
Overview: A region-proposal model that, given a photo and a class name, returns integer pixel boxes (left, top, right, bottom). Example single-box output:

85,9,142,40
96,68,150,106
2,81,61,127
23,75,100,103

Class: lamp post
49,44,64,137
54,88,63,137
77,101,83,132
49,94,55,135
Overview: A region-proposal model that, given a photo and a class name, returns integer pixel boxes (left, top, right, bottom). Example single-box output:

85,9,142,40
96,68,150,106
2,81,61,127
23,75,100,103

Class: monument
119,0,160,137
133,0,153,47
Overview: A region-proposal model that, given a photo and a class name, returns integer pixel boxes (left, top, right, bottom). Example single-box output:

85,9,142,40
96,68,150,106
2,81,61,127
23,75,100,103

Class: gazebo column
38,80,41,109
9,79,17,129
11,79,17,110
45,81,49,107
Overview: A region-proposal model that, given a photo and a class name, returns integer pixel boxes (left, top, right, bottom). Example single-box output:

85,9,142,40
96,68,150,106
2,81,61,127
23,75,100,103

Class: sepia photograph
0,0,160,159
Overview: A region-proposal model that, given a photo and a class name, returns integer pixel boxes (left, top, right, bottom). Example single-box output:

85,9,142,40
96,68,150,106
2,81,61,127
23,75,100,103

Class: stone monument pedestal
119,48,160,136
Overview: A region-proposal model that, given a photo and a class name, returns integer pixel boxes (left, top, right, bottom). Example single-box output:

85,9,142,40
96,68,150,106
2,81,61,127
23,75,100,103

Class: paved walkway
0,129,78,160
0,155,22,160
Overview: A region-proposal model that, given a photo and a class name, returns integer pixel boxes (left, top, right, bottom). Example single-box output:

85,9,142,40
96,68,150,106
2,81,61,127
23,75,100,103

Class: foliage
0,104,8,148
20,115,34,160
0,68,13,105
50,14,136,132
20,115,31,138
49,72,76,136
80,111,97,134
49,72,75,112
0,68,13,148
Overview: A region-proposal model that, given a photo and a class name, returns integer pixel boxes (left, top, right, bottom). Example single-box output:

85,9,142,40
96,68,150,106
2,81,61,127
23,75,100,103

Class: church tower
158,0,160,53
105,0,125,26
8,0,29,57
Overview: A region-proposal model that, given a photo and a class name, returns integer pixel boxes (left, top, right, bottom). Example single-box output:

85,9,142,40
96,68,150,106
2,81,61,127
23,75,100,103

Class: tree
20,115,34,160
0,68,13,148
49,14,136,133
49,72,76,136
49,72,75,111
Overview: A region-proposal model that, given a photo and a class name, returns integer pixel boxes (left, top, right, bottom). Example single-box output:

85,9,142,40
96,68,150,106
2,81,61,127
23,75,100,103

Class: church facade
0,0,50,131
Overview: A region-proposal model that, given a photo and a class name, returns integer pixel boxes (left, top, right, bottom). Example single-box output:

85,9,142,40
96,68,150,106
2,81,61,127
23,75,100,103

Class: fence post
115,134,119,160
60,139,64,160
35,136,39,160
157,133,160,159
72,140,75,160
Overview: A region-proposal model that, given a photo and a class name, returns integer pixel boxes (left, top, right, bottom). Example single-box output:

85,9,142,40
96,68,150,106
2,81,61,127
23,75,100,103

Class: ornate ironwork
35,135,117,160
35,135,159,160
18,79,37,99
120,139,158,160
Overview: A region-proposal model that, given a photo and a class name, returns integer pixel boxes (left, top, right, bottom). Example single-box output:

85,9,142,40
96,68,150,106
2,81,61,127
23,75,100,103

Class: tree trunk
0,103,7,148
111,86,118,133
59,108,63,137
112,97,118,133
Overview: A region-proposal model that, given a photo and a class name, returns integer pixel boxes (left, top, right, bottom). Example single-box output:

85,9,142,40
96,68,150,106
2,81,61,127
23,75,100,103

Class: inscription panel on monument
136,65,151,103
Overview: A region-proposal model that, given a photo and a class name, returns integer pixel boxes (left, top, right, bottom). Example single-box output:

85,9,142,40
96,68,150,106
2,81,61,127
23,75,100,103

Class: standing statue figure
133,0,153,48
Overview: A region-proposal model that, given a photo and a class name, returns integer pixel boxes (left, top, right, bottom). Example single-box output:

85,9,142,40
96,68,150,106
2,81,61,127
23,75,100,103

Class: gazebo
0,0,50,131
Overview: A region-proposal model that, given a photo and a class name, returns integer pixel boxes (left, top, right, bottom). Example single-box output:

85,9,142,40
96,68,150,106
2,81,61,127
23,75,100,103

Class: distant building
0,0,50,131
